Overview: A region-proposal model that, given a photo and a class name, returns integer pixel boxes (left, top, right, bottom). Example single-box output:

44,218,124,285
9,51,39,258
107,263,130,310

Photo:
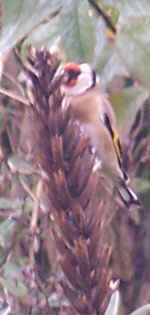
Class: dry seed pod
25,48,113,315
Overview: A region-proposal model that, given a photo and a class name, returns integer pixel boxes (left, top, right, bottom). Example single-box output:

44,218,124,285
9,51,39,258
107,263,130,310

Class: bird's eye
67,69,81,82
62,69,81,86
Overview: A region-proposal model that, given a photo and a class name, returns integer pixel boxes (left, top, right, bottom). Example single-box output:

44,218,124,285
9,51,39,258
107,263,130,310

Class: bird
59,61,140,208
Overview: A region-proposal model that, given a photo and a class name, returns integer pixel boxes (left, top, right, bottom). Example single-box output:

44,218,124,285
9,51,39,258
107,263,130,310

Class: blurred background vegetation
0,0,150,314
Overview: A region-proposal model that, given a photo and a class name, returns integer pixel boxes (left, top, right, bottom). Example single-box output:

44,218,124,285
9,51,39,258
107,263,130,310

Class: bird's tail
118,182,140,208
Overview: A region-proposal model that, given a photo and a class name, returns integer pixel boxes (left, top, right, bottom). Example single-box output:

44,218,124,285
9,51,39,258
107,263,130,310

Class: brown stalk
25,48,113,314
88,0,117,35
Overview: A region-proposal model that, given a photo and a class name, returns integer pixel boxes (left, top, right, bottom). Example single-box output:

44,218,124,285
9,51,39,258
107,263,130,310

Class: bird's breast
67,92,100,123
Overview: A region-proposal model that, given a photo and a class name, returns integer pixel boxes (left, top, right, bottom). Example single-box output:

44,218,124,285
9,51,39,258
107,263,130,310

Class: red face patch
64,62,81,73
63,62,81,87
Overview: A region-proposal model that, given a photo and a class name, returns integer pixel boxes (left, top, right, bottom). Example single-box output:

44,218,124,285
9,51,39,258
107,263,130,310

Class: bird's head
60,62,97,96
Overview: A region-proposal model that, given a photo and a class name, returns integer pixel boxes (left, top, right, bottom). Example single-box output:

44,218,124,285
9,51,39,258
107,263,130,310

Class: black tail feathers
118,182,140,208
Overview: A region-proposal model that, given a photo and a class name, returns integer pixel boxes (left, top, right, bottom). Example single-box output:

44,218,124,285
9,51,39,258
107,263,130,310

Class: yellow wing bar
101,113,123,162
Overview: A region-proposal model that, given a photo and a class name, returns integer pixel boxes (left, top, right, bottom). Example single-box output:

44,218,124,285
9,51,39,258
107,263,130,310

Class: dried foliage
25,48,113,315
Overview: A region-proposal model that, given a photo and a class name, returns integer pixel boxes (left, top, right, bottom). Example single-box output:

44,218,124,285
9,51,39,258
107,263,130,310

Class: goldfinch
60,62,140,208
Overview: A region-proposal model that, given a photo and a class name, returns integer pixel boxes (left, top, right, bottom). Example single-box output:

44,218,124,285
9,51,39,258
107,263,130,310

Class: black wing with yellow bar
101,113,128,181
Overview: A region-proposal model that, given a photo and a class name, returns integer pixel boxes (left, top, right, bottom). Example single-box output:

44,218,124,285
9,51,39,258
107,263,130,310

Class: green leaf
0,0,62,53
98,51,127,86
0,219,15,247
100,0,150,18
110,86,148,128
133,177,150,194
0,277,28,298
130,304,150,315
58,0,95,61
3,259,28,274
0,197,24,210
4,262,22,278
106,6,119,25
8,155,35,174
98,1,150,88
24,15,60,49
116,21,150,88
105,291,122,315
92,18,107,67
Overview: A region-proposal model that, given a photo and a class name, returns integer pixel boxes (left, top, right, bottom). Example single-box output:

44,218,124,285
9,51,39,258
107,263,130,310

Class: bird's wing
100,112,128,181
102,113,122,158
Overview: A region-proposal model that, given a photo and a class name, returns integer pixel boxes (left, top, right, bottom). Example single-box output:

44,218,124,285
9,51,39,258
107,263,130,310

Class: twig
30,179,43,234
18,174,37,202
3,72,26,96
0,87,30,106
88,0,117,34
